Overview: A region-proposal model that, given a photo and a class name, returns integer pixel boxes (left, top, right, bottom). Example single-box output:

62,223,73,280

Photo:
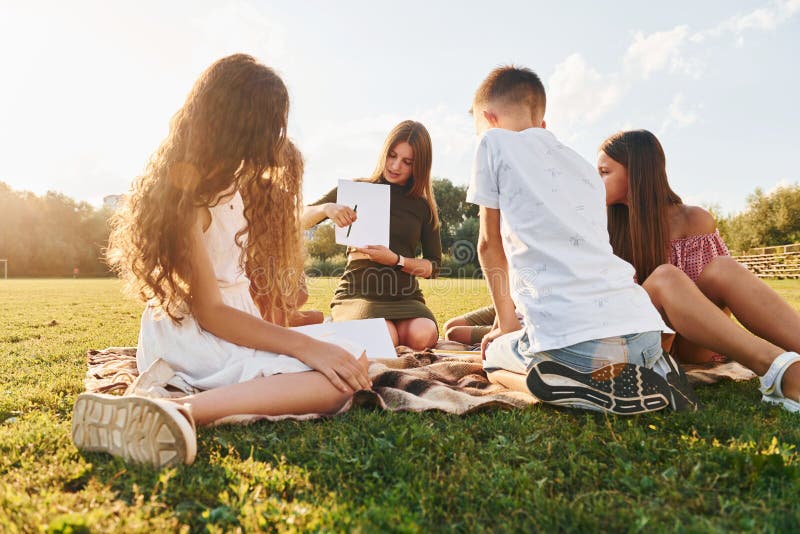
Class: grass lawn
1,278,799,532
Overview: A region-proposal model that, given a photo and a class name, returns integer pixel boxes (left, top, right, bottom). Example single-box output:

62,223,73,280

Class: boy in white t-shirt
467,65,697,414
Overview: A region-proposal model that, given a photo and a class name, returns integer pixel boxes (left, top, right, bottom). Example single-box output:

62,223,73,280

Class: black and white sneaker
526,360,672,415
650,351,700,412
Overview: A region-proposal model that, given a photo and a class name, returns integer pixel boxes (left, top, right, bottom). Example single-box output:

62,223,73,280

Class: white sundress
136,190,313,392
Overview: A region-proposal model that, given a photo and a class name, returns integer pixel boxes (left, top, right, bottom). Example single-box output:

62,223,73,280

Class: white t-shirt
467,127,667,352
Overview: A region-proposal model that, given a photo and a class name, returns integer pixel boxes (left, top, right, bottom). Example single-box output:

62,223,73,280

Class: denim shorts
484,330,664,374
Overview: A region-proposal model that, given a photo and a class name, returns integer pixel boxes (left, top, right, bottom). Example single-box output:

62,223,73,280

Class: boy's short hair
474,65,546,119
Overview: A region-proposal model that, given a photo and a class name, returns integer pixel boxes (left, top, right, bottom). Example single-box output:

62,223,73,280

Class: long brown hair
107,54,305,324
600,130,682,282
367,120,440,228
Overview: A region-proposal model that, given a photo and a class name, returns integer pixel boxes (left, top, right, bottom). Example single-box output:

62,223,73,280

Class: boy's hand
480,326,505,360
324,203,358,228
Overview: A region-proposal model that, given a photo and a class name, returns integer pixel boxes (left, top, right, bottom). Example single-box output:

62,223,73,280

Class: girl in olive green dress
302,121,442,350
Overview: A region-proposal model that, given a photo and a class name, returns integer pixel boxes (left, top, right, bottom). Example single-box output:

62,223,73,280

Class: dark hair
600,130,682,282
474,65,546,119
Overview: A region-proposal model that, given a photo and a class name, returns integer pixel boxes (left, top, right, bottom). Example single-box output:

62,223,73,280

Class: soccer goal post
0,259,6,279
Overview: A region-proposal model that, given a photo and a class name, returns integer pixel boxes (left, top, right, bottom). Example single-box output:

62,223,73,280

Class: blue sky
1,0,798,214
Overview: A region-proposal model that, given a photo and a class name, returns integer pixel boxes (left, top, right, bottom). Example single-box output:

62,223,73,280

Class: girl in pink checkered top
598,129,800,413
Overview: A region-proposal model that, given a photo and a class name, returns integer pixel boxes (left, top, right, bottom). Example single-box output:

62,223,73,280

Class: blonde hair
107,54,305,324
366,120,439,228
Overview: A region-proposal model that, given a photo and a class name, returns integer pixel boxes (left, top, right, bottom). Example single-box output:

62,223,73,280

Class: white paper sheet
292,318,397,360
334,179,391,248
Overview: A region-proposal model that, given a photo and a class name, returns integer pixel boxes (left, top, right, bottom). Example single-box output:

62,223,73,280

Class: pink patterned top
670,230,730,283
670,230,731,362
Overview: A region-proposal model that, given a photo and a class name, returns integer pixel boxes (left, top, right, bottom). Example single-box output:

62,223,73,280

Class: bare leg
176,369,361,426
385,320,399,346
672,335,717,364
395,318,438,351
643,265,781,372
643,265,800,399
697,256,800,353
288,310,325,326
445,326,478,344
443,317,469,332
487,369,530,393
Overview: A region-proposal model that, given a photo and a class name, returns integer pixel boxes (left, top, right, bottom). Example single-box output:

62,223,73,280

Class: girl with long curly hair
302,121,442,350
71,54,371,467
599,129,800,413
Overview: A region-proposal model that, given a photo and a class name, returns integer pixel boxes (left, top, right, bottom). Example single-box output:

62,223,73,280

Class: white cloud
190,1,286,61
659,93,701,133
623,25,698,80
692,0,800,42
546,54,625,138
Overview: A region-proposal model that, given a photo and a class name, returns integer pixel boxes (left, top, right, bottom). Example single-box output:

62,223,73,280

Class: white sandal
759,352,800,413
72,393,197,467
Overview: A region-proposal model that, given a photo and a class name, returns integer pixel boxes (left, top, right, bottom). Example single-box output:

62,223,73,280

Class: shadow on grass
59,380,800,531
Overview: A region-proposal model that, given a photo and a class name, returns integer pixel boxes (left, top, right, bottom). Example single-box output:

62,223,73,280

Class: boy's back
467,126,665,352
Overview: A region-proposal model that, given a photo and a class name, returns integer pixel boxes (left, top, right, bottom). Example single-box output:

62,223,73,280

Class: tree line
2,179,799,277
0,181,112,277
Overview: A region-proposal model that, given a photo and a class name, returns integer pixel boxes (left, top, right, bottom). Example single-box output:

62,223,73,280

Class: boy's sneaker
649,351,700,412
526,360,672,415
72,393,197,468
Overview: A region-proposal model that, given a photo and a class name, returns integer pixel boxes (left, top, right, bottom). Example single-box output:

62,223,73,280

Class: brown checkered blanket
84,343,756,423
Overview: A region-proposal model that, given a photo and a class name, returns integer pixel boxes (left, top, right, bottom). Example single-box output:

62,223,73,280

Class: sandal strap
759,352,800,397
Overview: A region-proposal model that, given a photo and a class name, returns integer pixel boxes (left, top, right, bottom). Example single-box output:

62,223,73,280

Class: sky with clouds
1,0,798,214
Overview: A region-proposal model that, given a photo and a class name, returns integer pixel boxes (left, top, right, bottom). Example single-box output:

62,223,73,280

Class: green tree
0,181,112,276
432,177,477,251
717,184,800,253
305,223,344,259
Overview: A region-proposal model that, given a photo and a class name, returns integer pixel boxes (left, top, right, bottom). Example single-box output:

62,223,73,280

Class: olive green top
310,178,442,320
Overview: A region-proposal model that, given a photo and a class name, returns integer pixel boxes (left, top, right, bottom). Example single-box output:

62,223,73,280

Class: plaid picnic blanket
83,343,756,424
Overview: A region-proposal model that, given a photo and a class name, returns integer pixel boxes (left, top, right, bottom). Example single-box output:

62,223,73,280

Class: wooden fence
733,245,800,279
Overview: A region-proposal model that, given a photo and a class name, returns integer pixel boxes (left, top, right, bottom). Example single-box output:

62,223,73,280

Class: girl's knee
700,256,740,285
385,320,400,345
406,321,438,350
645,264,686,294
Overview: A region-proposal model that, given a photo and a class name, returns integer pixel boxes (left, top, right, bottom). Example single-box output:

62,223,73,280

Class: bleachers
733,245,800,279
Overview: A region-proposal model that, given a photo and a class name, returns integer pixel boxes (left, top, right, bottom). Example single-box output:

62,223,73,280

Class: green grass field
1,278,799,532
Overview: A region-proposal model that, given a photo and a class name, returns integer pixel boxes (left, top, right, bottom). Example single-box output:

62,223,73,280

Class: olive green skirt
330,298,437,325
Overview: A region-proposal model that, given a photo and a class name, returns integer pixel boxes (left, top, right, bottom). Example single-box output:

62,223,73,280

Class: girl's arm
301,203,357,229
416,208,442,279
188,218,370,392
301,187,357,229
354,246,433,277
355,205,442,278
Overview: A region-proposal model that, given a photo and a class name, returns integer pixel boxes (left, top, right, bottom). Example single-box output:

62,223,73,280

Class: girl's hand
354,245,398,266
299,340,372,393
323,203,358,228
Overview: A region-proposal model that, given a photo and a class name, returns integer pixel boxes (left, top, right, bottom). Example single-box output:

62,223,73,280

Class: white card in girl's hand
335,179,390,248
292,318,397,360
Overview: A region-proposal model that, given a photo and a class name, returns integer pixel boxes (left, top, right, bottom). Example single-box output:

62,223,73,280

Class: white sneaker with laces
760,352,800,413
72,393,197,468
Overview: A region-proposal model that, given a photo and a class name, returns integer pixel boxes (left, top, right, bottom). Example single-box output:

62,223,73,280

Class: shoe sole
660,353,700,412
72,393,190,468
526,361,670,415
